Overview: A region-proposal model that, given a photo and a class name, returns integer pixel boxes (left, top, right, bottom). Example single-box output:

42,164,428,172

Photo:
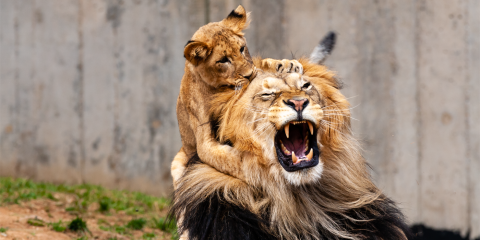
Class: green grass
114,225,127,235
68,217,89,233
0,177,178,239
126,218,147,230
0,177,170,215
49,220,67,232
152,217,176,233
152,217,178,240
0,227,7,233
27,218,46,227
99,196,112,213
143,232,156,239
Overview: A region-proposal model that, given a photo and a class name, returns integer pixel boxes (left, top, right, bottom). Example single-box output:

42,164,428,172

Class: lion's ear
184,40,210,65
222,5,250,34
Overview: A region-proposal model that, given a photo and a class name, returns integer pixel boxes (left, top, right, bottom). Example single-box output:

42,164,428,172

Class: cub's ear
184,40,210,65
221,5,250,34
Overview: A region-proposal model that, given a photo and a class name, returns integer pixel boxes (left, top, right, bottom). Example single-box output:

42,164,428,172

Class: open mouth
275,120,320,172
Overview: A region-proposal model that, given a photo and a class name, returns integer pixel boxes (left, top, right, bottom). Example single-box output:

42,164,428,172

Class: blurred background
0,0,478,238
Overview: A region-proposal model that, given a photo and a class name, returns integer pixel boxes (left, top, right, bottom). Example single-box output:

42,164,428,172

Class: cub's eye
302,82,312,90
217,57,230,64
240,46,245,53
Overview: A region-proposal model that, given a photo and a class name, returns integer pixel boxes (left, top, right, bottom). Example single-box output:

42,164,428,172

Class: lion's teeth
307,122,314,135
285,123,290,138
306,148,313,161
280,141,290,155
292,151,298,163
305,140,309,152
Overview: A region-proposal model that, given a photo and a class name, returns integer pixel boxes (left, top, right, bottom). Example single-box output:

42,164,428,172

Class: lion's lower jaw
281,160,324,186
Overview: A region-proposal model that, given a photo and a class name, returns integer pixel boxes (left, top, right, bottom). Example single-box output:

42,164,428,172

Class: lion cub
172,5,302,186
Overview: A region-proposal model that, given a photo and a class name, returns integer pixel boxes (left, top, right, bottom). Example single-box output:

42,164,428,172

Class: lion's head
213,59,350,186
183,5,255,88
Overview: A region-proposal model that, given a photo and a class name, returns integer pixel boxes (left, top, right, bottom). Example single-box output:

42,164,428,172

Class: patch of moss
49,220,66,232
143,232,156,239
27,218,45,227
126,218,147,230
68,217,88,233
114,225,127,234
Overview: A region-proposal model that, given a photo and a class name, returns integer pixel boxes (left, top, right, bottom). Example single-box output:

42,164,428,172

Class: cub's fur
171,60,413,240
173,6,254,186
172,5,302,188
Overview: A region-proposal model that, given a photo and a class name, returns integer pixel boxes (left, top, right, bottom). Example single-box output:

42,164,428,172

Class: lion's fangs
284,121,314,138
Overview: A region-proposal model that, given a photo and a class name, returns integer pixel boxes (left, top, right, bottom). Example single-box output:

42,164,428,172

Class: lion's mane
170,59,413,240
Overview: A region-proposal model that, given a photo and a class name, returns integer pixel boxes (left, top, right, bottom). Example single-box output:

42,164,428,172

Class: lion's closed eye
258,92,275,101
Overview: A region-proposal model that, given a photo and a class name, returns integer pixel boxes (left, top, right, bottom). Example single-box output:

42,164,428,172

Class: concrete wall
0,0,479,237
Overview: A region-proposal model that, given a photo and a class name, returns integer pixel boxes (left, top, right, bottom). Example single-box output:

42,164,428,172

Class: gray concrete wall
0,0,479,237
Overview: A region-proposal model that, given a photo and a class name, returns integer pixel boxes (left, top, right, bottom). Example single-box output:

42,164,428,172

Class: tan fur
171,5,302,186
176,59,408,239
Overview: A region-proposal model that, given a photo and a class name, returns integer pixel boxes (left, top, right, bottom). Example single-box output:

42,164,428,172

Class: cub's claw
277,59,303,74
261,58,303,74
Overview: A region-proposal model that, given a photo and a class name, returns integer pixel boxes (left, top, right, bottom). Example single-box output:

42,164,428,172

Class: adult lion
171,59,413,240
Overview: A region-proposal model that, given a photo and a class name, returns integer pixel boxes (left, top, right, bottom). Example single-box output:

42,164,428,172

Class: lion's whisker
248,118,267,125
320,120,352,140
323,114,359,121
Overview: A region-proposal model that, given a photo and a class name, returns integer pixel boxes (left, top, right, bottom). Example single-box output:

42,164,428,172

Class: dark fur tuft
320,31,336,55
169,155,276,240
333,77,344,89
310,31,337,64
326,197,415,240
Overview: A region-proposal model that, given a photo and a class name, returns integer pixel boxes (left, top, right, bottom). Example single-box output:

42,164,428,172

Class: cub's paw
262,58,303,74
218,144,242,161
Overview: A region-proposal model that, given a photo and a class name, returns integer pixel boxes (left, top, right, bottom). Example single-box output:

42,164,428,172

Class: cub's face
184,6,255,88
201,30,255,87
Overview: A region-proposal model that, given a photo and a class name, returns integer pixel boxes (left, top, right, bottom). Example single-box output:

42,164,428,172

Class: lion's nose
285,98,309,112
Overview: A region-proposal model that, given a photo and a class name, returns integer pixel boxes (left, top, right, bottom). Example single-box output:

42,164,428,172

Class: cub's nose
242,67,257,81
285,98,309,112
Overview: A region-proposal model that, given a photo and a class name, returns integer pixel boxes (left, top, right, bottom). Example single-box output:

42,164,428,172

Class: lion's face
217,72,329,185
183,6,255,88
266,74,324,174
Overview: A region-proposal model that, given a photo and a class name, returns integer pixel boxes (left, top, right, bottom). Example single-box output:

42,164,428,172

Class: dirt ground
0,198,172,240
